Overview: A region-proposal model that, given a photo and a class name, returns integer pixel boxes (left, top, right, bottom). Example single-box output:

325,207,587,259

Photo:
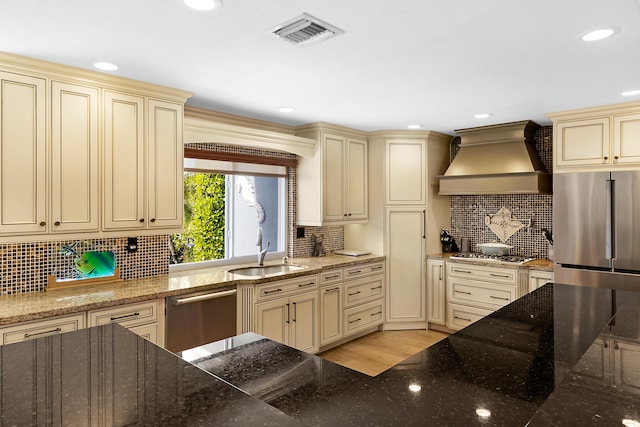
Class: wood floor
318,329,448,376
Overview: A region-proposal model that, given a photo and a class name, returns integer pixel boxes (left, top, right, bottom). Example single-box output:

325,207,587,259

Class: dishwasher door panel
166,287,237,353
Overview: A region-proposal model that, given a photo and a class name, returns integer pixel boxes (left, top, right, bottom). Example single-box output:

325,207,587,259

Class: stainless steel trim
172,289,237,305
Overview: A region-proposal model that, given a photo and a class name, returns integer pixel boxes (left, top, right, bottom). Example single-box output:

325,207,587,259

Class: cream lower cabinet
319,268,344,346
385,207,427,328
0,313,86,345
87,299,165,347
426,258,446,326
343,263,385,336
446,262,528,331
255,275,319,353
529,270,554,292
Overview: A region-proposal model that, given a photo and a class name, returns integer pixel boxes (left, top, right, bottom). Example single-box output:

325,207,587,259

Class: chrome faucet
257,227,270,267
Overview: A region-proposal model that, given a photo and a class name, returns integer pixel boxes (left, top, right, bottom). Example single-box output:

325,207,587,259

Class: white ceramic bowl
476,242,513,255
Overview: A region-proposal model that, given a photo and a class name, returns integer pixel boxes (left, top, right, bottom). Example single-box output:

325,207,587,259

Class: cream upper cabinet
548,102,640,172
103,93,184,231
296,124,368,226
0,71,46,235
386,139,426,205
103,91,146,230
50,81,100,233
148,99,184,229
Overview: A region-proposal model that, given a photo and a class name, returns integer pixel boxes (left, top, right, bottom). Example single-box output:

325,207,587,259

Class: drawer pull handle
325,287,340,293
490,295,510,301
454,269,471,274
371,311,382,316
298,282,315,288
490,273,510,278
371,266,383,271
264,288,283,295
325,274,340,280
348,291,362,296
348,318,362,324
24,327,62,339
110,312,140,322
348,270,362,275
456,291,472,295
371,286,382,291
454,316,471,322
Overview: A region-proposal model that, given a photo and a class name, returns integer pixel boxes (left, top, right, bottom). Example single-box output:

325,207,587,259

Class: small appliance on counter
440,229,459,253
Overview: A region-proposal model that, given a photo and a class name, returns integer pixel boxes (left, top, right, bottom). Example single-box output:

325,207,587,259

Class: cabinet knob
614,155,619,161
39,221,46,227
343,214,348,217
54,221,61,226
348,213,352,217
604,156,609,161
139,218,145,223
150,218,156,223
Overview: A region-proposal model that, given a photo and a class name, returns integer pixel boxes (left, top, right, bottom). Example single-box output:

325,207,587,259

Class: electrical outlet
296,227,305,238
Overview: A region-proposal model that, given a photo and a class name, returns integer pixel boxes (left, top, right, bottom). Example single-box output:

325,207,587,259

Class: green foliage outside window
170,173,225,264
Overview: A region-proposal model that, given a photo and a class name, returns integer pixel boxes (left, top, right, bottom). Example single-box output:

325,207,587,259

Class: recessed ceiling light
93,62,118,71
474,113,492,119
278,107,295,113
622,89,640,97
580,27,620,42
407,124,422,129
184,0,222,11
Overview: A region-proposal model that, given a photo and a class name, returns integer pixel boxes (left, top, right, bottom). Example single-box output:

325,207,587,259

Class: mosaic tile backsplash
448,125,554,259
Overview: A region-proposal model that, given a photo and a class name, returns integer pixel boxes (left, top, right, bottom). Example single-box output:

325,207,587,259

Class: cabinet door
346,137,367,220
103,91,145,230
290,291,318,353
255,297,289,345
385,139,426,204
148,99,183,228
529,270,554,292
320,284,343,346
555,118,610,168
613,113,640,165
385,208,426,324
0,72,46,234
426,259,445,325
322,133,346,221
50,81,99,233
613,340,640,394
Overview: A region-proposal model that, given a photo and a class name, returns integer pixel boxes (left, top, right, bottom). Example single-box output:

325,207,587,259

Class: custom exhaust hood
438,120,552,195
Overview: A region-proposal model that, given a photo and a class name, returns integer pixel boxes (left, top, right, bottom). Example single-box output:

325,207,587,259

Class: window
169,154,287,271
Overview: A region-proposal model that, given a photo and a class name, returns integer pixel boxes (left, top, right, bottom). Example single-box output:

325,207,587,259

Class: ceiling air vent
270,13,344,46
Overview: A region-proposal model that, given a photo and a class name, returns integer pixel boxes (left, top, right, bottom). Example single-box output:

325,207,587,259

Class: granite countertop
428,252,555,272
1,281,639,425
0,254,385,326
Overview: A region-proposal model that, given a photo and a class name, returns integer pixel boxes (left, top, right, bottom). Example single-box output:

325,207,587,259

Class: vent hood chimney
438,120,552,195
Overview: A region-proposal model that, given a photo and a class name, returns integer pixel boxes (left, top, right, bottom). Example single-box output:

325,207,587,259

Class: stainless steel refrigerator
554,171,640,291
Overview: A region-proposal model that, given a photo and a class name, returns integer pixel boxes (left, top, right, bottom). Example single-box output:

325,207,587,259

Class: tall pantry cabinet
345,131,451,330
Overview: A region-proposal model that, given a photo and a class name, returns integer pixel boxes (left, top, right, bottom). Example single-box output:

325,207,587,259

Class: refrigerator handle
606,177,616,262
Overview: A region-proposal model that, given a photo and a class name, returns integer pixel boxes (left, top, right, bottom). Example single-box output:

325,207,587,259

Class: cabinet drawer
344,275,384,308
320,269,343,284
447,262,517,284
447,304,492,331
345,262,385,279
256,275,318,301
0,313,85,345
128,323,159,344
344,300,384,336
449,278,516,309
88,300,159,328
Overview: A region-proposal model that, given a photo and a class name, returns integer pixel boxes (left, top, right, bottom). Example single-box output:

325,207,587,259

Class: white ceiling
1,0,639,134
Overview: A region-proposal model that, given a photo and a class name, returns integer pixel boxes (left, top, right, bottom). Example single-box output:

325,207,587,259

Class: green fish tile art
60,243,116,279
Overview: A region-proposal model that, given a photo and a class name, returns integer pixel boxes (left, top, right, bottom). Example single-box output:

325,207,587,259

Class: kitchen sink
228,264,307,277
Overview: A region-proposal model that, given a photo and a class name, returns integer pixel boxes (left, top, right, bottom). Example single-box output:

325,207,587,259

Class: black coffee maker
440,229,459,253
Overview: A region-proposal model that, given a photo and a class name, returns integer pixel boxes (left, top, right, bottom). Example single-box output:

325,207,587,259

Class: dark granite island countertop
2,282,639,426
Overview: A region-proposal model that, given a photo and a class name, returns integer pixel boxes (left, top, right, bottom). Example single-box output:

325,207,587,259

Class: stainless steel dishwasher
166,286,237,352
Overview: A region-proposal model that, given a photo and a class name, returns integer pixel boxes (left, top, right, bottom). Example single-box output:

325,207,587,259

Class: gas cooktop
449,252,536,265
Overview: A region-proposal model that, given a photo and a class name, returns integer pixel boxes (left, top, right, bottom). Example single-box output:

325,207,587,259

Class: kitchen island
1,281,638,425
